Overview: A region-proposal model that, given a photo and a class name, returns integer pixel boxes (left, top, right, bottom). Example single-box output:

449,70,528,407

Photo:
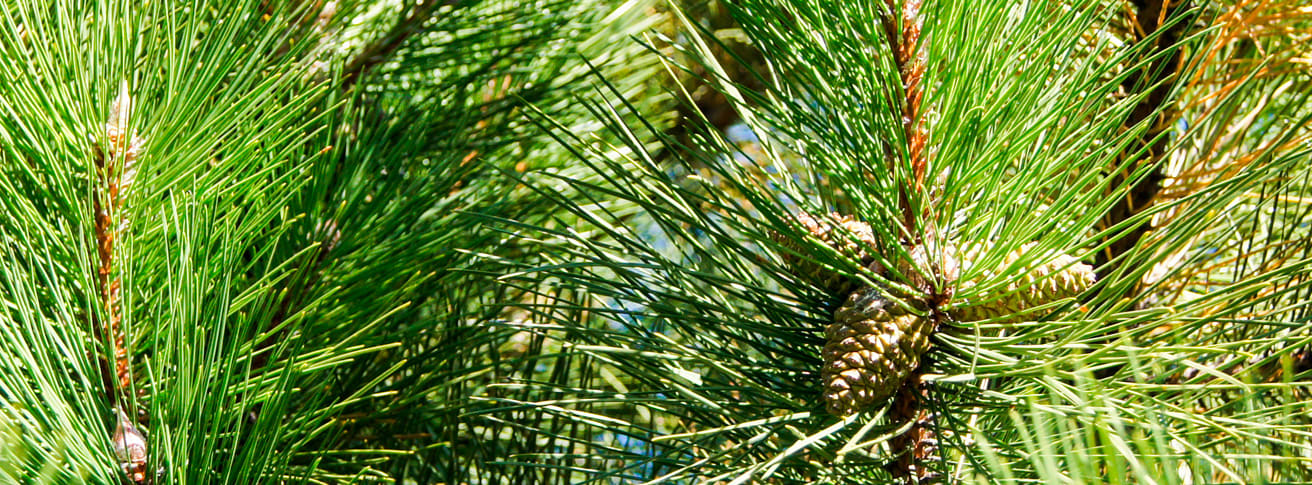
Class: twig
248,220,339,375
94,82,149,484
1168,344,1312,385
885,370,941,484
247,0,446,379
667,5,770,149
878,2,942,482
880,0,928,234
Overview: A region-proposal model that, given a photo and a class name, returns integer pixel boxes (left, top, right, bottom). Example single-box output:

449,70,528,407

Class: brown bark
884,370,941,484
1097,0,1193,276
881,0,928,233
878,3,941,481
93,85,150,484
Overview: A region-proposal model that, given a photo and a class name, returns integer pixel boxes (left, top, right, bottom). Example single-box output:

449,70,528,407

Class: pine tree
0,0,1309,484
493,0,1312,483
0,0,670,482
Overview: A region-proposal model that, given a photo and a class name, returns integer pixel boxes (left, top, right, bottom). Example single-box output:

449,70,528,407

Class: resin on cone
772,212,880,295
822,286,934,415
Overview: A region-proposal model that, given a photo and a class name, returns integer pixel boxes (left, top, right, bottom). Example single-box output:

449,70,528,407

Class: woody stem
1096,0,1192,280
882,0,928,234
94,148,133,410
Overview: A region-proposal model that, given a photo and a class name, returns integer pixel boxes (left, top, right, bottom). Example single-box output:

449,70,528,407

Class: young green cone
952,242,1096,322
819,241,1096,416
772,212,880,296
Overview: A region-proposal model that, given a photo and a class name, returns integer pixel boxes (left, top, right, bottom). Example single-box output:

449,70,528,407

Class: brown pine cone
771,212,880,295
822,286,934,415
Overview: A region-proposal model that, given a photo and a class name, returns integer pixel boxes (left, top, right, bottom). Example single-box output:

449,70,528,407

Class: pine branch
885,371,940,484
879,2,942,481
341,0,446,88
664,2,770,146
248,0,445,394
881,0,929,233
1096,0,1194,277
1164,340,1312,385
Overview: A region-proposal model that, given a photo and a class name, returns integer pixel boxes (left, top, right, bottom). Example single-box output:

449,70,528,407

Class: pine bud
112,409,148,483
895,239,980,290
104,81,145,189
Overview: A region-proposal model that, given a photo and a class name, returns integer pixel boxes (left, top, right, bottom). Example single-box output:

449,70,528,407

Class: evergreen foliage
0,0,1307,483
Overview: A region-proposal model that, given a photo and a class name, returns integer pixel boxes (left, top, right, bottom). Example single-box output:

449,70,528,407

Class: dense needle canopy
0,0,1307,483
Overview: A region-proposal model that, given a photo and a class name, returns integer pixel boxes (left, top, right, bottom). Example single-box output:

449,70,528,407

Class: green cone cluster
771,212,879,295
773,213,1096,415
951,242,1096,322
821,286,932,415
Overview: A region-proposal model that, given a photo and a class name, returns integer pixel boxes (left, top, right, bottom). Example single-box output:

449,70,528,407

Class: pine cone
895,239,980,291
771,212,879,295
822,286,934,415
953,242,1095,322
